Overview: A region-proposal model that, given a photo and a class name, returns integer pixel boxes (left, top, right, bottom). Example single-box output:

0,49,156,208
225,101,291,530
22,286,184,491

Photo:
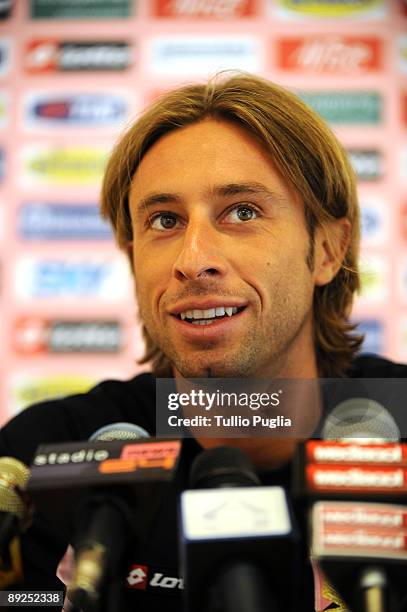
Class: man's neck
172,354,322,470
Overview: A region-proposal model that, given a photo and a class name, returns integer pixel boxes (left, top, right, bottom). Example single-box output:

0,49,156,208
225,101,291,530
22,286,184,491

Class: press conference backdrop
0,0,405,425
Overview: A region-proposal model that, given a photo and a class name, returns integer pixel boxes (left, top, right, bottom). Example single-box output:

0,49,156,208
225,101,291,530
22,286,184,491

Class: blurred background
0,0,405,425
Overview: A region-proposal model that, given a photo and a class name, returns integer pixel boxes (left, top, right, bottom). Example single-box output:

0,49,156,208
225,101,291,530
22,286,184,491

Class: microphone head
89,422,150,442
189,446,260,489
322,398,400,442
0,457,30,518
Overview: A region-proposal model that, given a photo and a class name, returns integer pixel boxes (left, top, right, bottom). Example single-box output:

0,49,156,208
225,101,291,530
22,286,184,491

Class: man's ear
314,217,351,287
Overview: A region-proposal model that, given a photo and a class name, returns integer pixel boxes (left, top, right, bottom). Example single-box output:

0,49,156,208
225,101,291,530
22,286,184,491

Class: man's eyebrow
133,182,284,217
134,193,183,217
209,182,283,201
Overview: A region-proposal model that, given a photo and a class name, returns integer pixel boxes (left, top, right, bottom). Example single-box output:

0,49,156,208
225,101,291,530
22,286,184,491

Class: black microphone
294,398,406,612
0,457,31,588
26,422,182,612
67,422,149,612
179,446,299,612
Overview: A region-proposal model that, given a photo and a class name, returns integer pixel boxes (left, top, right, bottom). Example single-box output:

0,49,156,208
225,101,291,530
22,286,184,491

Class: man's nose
172,219,228,281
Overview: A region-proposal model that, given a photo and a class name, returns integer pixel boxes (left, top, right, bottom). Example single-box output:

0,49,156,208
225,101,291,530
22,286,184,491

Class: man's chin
174,362,246,379
177,366,215,378
161,337,255,378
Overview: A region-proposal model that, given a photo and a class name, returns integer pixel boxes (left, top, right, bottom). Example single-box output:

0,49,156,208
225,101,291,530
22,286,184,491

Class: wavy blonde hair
101,73,363,377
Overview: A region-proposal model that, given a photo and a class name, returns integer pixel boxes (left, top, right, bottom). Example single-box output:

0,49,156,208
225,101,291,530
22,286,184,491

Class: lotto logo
127,565,148,590
126,566,185,590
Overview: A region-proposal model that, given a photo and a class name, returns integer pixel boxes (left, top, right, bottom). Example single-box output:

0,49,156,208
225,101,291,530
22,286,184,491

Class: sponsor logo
127,565,148,589
322,531,405,551
402,146,407,182
399,258,407,299
0,92,8,128
402,92,407,127
356,319,384,355
24,40,131,73
30,0,131,19
24,93,127,126
21,145,109,187
358,256,387,302
401,260,407,300
277,36,382,74
150,36,259,75
100,440,181,474
13,317,123,354
0,149,5,184
149,573,184,589
50,321,122,353
310,466,405,489
152,0,257,18
360,200,386,245
399,317,407,357
347,149,382,180
11,375,96,411
126,565,184,590
399,36,407,75
0,0,12,19
18,203,113,240
0,38,11,76
298,91,382,124
274,0,385,20
122,441,180,462
312,444,402,464
322,507,405,528
399,204,407,243
15,257,130,300
34,448,109,466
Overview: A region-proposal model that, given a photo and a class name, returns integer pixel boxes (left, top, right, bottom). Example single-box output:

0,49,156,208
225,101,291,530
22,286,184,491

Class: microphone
26,423,182,612
294,398,406,612
0,457,31,588
179,446,299,612
68,423,150,611
27,424,181,537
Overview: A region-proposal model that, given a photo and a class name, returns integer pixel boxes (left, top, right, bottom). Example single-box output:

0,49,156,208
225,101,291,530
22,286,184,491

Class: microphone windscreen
0,457,30,518
89,422,150,442
189,446,260,489
321,398,400,442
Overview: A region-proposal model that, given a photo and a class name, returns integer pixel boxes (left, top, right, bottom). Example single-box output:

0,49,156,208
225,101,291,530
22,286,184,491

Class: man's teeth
180,306,239,322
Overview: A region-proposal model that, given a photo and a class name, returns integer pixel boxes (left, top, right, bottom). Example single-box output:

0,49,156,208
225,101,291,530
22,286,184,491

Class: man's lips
169,299,248,316
168,304,248,339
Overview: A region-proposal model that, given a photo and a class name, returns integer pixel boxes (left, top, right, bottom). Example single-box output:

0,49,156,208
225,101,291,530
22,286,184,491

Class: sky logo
15,257,130,300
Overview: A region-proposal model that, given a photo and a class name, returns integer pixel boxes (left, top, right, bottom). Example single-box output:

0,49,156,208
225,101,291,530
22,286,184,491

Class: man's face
129,119,328,379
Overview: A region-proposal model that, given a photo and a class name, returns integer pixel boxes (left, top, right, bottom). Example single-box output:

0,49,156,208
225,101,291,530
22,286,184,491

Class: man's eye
150,213,179,230
226,205,259,223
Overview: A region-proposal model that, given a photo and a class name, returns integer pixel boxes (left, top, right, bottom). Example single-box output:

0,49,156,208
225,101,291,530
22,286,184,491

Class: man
0,73,405,611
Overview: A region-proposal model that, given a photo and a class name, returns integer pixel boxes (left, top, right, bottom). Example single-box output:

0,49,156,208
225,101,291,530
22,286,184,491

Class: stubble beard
138,236,316,379
144,302,312,380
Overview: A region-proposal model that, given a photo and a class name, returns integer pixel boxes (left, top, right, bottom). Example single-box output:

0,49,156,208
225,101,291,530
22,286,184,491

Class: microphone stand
207,559,279,612
68,494,132,612
359,567,387,612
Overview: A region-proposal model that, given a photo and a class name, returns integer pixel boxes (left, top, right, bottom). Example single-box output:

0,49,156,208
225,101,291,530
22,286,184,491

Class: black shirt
1,354,406,612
